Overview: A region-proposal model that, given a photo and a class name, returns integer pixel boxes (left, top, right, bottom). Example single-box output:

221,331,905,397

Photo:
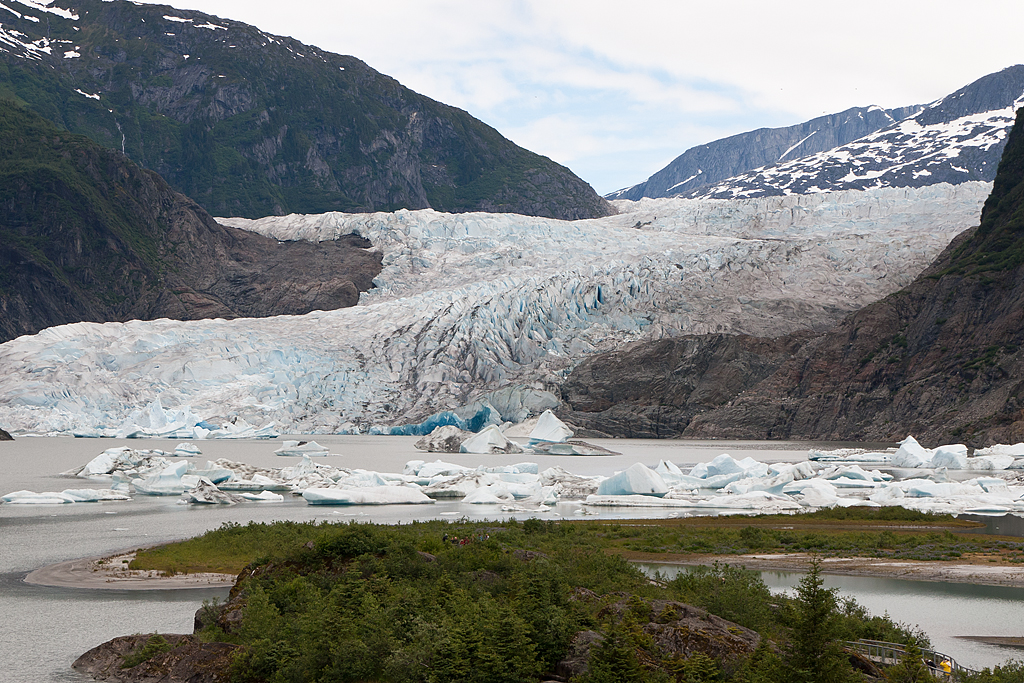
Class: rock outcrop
562,107,1024,447
72,633,237,683
0,103,382,342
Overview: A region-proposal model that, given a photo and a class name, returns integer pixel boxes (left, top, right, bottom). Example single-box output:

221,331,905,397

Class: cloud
130,0,1024,194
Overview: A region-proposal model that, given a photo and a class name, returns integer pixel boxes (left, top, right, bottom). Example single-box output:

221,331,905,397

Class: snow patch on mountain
0,183,991,435
696,95,1023,199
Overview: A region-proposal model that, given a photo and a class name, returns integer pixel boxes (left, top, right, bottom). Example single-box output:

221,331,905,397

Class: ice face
0,183,991,435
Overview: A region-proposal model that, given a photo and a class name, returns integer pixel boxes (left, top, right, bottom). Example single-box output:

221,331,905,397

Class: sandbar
633,552,1024,589
25,550,236,590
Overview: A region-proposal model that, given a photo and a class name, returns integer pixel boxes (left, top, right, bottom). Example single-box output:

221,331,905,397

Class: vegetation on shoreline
129,509,1021,577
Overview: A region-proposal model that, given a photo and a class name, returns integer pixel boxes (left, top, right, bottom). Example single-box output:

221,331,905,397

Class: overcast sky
134,0,1022,195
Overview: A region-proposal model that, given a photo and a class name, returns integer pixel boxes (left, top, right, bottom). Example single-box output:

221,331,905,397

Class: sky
131,0,1023,196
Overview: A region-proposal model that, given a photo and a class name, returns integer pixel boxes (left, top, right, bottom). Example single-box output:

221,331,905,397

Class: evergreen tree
787,558,850,683
886,638,935,683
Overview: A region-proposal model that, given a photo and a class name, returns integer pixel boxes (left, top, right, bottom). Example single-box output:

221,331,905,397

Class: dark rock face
560,334,811,438
0,0,611,221
609,105,913,200
562,107,1024,447
72,633,237,682
0,427,12,440
0,103,382,343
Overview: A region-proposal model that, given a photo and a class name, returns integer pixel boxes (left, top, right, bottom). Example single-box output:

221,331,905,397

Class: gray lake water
1,436,1021,681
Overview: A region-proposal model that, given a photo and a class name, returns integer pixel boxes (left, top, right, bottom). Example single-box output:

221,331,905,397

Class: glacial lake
1,435,1022,681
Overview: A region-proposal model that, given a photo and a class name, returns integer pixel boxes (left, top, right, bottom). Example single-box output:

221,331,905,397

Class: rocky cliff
0,102,382,343
563,107,1024,447
0,0,610,220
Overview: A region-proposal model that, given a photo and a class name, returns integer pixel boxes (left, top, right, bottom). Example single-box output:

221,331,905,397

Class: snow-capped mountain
606,104,922,201
614,66,1024,202
0,183,990,435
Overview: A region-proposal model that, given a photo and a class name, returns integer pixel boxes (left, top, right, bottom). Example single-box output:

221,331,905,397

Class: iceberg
240,491,285,502
302,486,434,505
595,463,668,497
891,436,933,468
528,410,573,443
460,425,522,454
132,461,191,496
414,425,471,453
965,454,1016,470
931,445,968,469
61,489,132,502
462,485,516,504
274,440,330,456
1,490,76,504
181,480,243,505
173,442,202,456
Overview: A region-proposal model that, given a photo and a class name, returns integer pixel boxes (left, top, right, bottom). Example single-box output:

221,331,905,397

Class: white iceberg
462,485,516,504
181,479,243,505
240,490,285,502
460,425,522,454
892,436,933,468
931,445,968,469
61,489,132,502
302,486,434,505
173,442,202,456
528,410,573,443
274,440,330,456
596,463,668,497
1,490,76,504
132,461,191,495
965,454,1015,470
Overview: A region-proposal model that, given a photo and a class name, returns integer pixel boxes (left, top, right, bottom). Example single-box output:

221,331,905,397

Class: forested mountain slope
0,0,610,220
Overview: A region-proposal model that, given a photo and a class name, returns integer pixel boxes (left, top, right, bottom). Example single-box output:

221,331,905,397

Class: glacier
0,183,991,435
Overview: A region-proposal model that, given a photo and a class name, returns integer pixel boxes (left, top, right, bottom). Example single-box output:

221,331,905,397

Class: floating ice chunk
173,442,202,456
460,425,522,454
736,457,770,478
965,454,1015,470
181,479,242,505
702,472,745,489
791,479,839,507
969,477,1011,495
892,436,933,468
414,425,471,453
974,443,1024,457
902,480,985,498
1,490,76,504
931,445,968,469
584,494,693,507
869,484,906,504
133,461,190,495
694,454,744,478
693,491,802,511
191,466,233,484
538,466,601,499
335,471,390,488
302,486,434,505
528,410,573,443
408,459,471,479
274,440,329,456
61,489,132,502
422,471,496,498
240,490,285,502
462,485,516,504
596,463,668,497
809,447,892,463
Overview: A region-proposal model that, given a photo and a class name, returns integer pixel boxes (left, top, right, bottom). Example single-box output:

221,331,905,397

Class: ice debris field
0,183,991,437
5,417,1024,516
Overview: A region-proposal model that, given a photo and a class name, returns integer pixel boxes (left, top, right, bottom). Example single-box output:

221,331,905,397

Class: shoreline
24,550,236,590
26,548,1024,591
631,552,1024,589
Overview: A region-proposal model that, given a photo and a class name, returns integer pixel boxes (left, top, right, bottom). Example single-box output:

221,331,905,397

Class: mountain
561,106,1024,446
606,105,921,200
0,0,610,220
613,66,1024,202
0,101,382,343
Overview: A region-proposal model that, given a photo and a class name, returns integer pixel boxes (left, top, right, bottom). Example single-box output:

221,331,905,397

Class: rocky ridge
0,101,382,343
0,0,610,220
561,107,1024,446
